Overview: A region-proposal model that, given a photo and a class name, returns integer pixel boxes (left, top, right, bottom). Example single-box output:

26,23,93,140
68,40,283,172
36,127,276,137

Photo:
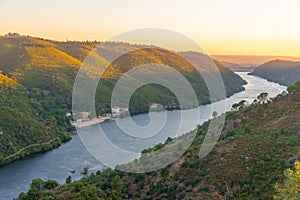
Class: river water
0,72,287,200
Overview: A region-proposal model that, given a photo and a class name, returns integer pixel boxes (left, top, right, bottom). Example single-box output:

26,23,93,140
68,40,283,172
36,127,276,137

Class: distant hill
212,55,300,68
249,60,300,86
221,61,245,71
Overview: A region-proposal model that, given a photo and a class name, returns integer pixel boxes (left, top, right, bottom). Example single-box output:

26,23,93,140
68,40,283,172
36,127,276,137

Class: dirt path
5,137,58,159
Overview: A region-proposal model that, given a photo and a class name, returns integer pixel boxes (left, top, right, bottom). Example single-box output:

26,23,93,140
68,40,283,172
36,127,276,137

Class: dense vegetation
1,34,246,113
16,81,300,199
95,49,247,114
0,33,246,164
250,59,300,86
0,74,71,165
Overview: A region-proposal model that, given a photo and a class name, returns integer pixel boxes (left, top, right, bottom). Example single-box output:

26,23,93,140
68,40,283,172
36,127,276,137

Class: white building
111,107,129,117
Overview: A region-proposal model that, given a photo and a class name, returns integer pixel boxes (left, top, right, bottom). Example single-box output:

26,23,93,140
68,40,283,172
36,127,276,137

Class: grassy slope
0,36,80,73
0,73,21,90
18,82,300,200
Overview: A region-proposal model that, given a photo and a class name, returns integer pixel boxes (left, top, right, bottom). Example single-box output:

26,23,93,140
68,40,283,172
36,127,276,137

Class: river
0,72,287,200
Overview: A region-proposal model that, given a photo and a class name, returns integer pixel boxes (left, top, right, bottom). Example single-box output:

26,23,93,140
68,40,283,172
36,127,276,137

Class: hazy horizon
1,0,300,57
2,32,300,60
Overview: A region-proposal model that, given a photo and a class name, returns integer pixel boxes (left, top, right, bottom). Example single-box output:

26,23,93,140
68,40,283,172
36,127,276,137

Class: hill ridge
250,59,300,86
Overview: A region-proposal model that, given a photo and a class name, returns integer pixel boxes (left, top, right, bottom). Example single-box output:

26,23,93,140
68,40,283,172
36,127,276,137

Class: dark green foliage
65,176,72,184
0,87,71,165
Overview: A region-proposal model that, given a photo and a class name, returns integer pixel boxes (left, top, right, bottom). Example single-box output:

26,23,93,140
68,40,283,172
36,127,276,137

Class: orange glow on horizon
1,0,300,57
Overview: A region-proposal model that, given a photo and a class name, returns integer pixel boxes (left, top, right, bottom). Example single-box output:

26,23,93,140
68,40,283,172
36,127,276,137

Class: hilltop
0,34,81,74
16,79,300,199
250,59,300,86
221,61,245,71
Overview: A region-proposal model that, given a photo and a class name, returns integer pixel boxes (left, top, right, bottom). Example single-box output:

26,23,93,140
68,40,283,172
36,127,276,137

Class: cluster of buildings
111,107,129,117
67,107,129,123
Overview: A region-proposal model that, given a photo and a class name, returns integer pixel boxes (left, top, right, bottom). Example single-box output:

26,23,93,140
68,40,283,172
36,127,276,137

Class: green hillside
0,35,246,113
95,50,246,114
0,35,80,74
17,81,300,199
0,33,246,165
250,60,300,86
0,35,81,100
0,74,71,165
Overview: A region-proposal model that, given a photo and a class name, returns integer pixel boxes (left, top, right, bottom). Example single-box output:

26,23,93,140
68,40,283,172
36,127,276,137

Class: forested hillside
0,74,71,165
0,33,246,164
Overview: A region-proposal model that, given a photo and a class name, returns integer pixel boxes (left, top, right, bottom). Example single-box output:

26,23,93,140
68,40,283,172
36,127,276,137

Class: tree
257,92,268,104
66,176,72,184
232,100,247,111
274,161,300,199
111,175,123,199
232,103,240,111
212,111,218,118
238,100,247,108
30,178,44,191
43,180,59,190
81,166,89,179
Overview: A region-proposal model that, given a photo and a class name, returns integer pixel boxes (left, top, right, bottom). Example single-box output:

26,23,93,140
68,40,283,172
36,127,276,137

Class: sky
0,0,300,56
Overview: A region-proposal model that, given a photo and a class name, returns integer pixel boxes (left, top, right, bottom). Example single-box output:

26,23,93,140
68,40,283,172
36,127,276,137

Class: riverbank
4,138,59,159
0,136,67,166
70,117,114,128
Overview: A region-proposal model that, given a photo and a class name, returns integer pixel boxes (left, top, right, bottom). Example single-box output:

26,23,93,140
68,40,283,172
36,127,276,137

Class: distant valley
212,55,300,69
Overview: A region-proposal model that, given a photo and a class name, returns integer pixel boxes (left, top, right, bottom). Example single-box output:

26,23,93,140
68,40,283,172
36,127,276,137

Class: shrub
274,161,300,199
